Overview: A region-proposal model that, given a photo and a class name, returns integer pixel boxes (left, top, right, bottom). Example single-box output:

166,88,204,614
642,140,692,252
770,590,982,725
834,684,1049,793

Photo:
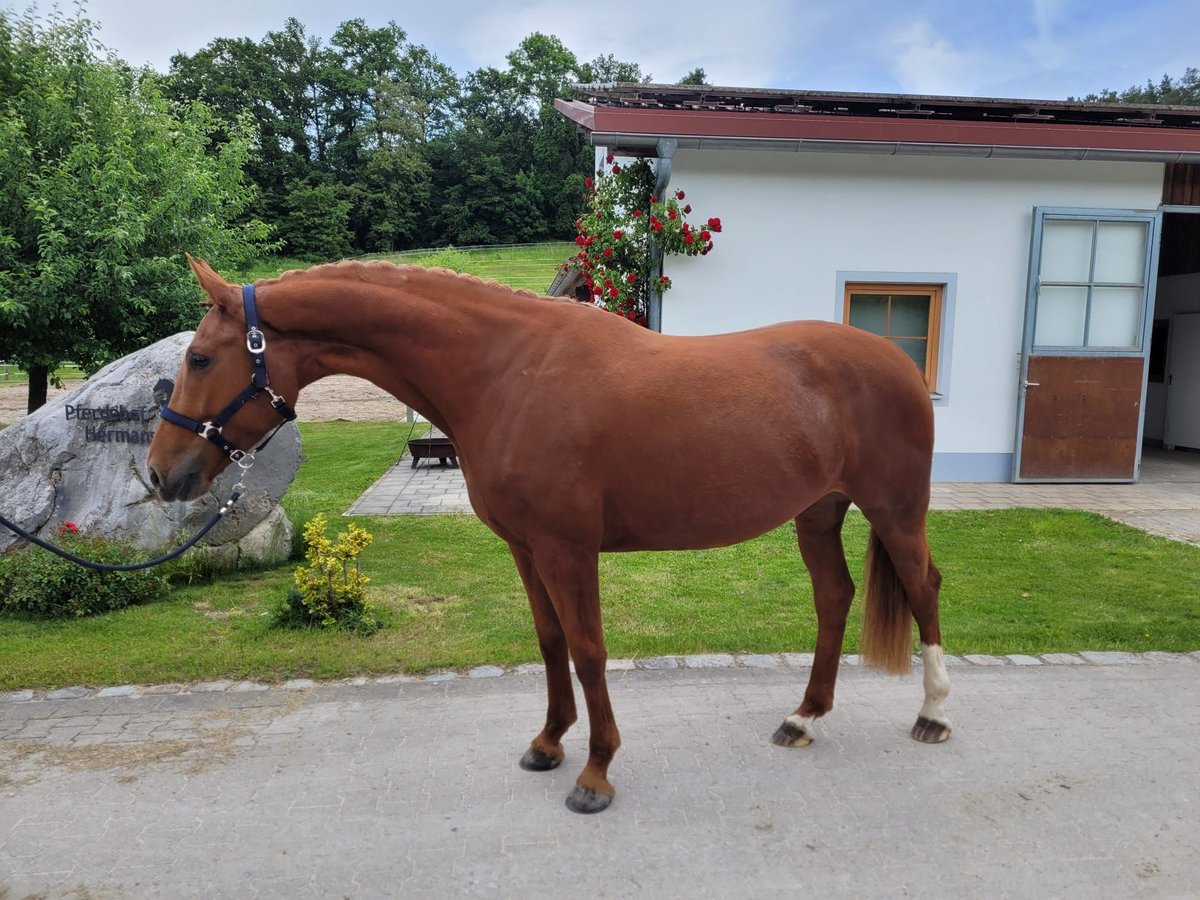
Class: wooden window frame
843,282,944,390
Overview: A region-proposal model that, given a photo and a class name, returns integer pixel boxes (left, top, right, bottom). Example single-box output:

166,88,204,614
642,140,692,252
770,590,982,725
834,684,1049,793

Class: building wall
659,150,1164,480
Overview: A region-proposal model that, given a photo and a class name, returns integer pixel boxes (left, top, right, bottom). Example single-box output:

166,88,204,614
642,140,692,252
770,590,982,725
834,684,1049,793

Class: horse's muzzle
148,463,207,503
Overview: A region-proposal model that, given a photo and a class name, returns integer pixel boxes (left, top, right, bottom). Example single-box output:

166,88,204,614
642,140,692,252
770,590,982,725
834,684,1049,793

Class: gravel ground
0,374,406,426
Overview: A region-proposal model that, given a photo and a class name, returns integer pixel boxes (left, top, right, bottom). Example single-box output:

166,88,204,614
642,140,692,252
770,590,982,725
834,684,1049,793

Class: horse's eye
189,354,212,372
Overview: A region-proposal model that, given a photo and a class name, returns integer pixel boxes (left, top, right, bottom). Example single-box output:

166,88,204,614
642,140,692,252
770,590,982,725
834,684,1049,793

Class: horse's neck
268,272,534,430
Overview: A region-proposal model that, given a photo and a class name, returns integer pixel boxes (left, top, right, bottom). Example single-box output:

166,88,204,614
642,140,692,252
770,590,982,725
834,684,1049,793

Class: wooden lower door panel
1019,355,1144,480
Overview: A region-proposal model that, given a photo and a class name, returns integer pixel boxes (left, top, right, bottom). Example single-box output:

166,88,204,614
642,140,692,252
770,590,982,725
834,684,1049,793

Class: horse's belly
600,479,825,552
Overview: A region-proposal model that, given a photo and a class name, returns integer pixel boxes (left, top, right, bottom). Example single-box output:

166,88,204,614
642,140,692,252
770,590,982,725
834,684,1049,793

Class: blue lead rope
0,491,241,572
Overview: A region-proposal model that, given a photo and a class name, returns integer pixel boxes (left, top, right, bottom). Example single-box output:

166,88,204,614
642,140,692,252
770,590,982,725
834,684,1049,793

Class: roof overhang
555,89,1200,164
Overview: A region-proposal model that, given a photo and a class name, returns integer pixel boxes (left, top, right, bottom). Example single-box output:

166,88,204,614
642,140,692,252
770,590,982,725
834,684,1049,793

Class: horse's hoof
771,717,813,748
519,746,563,771
565,784,613,814
911,716,952,743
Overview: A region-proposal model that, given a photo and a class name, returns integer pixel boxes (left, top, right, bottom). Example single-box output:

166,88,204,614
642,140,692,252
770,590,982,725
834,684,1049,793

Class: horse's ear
186,254,239,311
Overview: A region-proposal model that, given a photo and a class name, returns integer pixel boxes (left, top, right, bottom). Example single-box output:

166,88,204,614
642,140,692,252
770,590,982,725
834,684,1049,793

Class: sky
9,0,1200,101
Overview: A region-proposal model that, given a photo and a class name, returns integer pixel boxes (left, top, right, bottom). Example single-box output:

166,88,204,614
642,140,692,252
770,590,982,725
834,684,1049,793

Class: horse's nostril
148,468,161,490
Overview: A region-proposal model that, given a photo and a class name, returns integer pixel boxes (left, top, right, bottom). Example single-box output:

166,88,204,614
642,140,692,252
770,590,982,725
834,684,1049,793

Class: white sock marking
918,643,951,725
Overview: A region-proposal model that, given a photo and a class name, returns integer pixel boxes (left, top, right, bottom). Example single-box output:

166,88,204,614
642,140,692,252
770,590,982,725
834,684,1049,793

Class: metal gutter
588,132,1200,163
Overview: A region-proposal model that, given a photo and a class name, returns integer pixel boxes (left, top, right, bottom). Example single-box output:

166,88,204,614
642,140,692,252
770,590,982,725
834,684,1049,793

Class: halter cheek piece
160,284,297,462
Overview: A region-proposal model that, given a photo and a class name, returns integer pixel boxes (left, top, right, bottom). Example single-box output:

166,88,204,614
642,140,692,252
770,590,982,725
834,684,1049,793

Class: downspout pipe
647,137,678,332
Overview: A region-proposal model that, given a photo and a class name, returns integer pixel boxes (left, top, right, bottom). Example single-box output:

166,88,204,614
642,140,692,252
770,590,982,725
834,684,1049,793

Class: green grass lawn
2,421,1199,691
234,242,576,294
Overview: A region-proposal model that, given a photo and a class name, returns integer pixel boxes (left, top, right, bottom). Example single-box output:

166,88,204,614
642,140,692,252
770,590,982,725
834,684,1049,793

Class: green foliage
274,514,379,634
0,532,168,619
166,21,644,254
0,8,274,412
278,182,354,260
1077,67,1199,105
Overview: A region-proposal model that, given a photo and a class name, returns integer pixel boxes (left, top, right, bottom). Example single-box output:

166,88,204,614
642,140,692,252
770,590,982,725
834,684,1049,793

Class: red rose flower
699,230,711,241
707,217,722,232
609,287,619,298
611,164,621,174
683,204,692,214
606,151,614,163
627,273,637,284
668,208,677,220
633,209,643,218
585,177,593,188
684,233,694,245
603,247,613,258
675,190,685,200
612,230,623,240
650,194,658,203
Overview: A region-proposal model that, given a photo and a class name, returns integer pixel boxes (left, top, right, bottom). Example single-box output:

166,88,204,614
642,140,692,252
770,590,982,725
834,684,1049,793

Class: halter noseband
160,284,297,463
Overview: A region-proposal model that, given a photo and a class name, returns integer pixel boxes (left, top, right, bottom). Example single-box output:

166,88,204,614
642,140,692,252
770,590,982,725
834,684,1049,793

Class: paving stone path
2,653,1198,898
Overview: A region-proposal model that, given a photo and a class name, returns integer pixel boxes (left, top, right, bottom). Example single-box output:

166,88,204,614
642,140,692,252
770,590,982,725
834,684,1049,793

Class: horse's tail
860,529,913,674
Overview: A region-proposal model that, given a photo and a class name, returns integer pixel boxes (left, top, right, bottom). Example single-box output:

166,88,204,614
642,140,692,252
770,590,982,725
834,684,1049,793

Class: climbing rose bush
566,155,722,325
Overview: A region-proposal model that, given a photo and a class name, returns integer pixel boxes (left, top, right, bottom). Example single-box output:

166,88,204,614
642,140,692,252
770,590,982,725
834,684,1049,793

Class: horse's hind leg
510,545,577,772
772,494,855,748
865,515,952,744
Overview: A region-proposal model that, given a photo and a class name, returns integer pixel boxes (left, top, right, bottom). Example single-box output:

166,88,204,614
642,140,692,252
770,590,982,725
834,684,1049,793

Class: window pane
892,338,928,374
1040,220,1093,282
1034,285,1088,347
1088,287,1142,348
890,295,930,337
848,295,888,335
1093,221,1147,284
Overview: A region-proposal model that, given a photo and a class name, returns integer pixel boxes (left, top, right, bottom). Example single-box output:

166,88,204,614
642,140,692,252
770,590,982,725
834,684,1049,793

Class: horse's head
147,256,297,502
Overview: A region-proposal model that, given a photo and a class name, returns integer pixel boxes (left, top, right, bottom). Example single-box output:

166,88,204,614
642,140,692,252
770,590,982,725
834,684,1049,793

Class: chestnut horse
148,257,951,815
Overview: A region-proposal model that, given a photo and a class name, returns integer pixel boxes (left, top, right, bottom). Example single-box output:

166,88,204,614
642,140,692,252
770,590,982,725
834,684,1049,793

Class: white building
557,85,1200,483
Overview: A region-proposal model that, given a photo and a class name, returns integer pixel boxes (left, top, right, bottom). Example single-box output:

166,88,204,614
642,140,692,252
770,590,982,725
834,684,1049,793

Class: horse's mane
262,258,556,302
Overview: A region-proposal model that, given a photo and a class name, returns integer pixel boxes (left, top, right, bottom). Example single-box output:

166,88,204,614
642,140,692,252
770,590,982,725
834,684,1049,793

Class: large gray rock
0,333,299,562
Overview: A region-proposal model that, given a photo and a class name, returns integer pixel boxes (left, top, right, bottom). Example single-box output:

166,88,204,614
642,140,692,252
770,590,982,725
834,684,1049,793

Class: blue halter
160,284,297,462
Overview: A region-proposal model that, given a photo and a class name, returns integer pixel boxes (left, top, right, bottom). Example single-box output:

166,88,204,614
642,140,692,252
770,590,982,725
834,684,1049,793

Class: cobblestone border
2,650,1198,703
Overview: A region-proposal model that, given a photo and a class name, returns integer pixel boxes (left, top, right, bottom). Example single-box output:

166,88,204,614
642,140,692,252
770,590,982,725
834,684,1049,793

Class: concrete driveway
2,653,1198,898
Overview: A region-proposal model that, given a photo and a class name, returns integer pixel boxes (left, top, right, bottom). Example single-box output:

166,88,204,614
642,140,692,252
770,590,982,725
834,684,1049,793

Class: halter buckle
199,421,223,441
247,328,266,353
229,448,247,463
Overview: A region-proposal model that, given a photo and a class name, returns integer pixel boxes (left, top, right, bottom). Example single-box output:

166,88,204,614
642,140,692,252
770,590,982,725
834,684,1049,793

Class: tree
578,54,648,84
167,17,456,255
1077,67,1199,106
0,10,272,413
679,67,707,85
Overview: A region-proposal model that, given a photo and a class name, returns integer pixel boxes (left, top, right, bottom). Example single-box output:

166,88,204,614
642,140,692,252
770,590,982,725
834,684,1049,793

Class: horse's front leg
531,541,620,814
510,545,577,771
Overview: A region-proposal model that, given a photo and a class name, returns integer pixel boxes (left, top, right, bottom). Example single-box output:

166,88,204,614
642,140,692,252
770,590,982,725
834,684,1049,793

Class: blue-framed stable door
1013,208,1162,482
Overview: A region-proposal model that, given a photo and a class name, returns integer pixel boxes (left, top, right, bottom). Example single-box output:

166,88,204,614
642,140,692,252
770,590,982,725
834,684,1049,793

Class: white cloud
888,21,979,95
